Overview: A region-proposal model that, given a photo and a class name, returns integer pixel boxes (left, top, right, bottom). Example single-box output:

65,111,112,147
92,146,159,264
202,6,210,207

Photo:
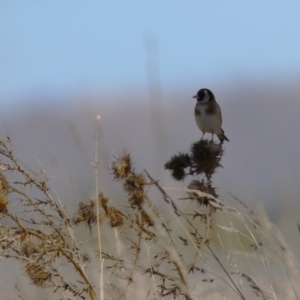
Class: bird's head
193,88,215,103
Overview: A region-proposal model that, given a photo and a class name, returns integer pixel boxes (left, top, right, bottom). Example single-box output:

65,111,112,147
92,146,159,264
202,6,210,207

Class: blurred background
1,1,300,248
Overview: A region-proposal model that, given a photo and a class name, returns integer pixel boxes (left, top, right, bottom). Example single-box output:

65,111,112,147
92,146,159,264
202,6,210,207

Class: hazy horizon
2,77,299,221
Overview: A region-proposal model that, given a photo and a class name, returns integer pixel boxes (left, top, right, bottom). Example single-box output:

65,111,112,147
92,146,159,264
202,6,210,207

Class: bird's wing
216,102,222,125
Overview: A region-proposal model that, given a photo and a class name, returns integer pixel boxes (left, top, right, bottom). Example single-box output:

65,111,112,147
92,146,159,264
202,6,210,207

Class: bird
193,88,229,143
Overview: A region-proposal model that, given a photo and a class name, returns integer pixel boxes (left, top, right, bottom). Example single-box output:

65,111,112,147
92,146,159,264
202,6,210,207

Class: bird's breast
194,103,222,133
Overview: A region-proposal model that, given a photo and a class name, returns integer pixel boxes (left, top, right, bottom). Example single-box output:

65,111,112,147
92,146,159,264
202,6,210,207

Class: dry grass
0,134,299,300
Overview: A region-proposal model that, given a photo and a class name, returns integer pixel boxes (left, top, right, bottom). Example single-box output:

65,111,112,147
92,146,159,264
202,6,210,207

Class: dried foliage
165,139,224,214
72,193,124,229
164,152,191,181
187,180,218,207
165,140,223,181
111,150,132,179
73,199,98,231
0,136,299,300
0,137,95,300
0,173,9,213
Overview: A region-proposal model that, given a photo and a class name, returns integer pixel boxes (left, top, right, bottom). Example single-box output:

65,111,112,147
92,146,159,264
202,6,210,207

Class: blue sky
1,1,300,105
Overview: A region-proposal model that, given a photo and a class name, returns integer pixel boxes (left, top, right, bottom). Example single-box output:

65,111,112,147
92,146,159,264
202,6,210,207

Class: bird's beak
192,95,197,99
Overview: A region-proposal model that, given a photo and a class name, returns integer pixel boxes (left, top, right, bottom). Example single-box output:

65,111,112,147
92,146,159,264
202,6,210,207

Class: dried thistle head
128,190,145,208
0,174,9,214
98,193,124,227
165,141,224,181
72,200,97,230
0,192,8,214
111,150,132,179
107,207,124,227
20,241,39,258
190,140,223,179
124,172,146,193
111,150,147,208
164,152,191,181
25,263,52,287
187,180,218,208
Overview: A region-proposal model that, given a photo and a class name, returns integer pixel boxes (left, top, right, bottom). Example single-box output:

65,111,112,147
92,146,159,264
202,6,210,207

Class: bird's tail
217,129,229,143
